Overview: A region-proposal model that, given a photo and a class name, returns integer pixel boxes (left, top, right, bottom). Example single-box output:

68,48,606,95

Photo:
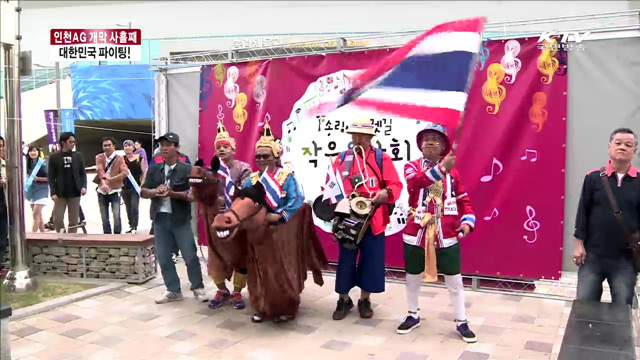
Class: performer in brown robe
211,121,328,322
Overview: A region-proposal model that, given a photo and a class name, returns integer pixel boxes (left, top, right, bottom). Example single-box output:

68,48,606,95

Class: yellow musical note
529,92,548,132
537,39,559,84
482,63,507,115
233,93,248,132
214,64,226,87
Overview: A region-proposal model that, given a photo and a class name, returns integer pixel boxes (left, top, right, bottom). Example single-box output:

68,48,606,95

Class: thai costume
241,121,327,322
398,122,477,343
207,121,252,310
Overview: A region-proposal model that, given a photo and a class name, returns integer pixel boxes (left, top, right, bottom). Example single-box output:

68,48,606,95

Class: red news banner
50,29,142,62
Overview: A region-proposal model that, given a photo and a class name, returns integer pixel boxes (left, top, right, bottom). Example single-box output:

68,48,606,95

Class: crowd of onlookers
0,133,154,275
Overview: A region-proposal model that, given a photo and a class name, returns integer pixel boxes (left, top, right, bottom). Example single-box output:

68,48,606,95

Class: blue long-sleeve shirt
243,168,305,223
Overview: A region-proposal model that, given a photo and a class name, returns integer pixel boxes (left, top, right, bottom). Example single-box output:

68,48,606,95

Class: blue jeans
98,192,121,234
153,213,203,293
576,252,637,305
335,229,386,294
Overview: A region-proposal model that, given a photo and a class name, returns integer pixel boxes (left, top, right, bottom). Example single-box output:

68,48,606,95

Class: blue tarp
70,64,155,121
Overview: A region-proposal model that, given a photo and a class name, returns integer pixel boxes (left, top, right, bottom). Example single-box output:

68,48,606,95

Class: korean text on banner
197,37,568,280
44,109,58,152
50,29,142,62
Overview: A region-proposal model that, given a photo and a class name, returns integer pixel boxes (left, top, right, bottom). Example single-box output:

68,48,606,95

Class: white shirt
157,163,176,214
97,152,121,195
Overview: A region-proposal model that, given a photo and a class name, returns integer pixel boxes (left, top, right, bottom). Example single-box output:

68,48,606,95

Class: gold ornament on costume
419,180,446,283
256,118,282,158
482,63,507,115
233,93,248,132
529,92,548,132
537,39,559,85
425,180,444,207
215,105,236,149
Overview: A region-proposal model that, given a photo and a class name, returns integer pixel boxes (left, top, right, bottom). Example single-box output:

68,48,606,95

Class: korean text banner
198,38,568,279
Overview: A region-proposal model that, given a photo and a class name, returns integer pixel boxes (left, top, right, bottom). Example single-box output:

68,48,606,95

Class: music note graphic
480,157,504,182
523,205,541,243
520,149,538,162
483,208,499,221
285,121,296,134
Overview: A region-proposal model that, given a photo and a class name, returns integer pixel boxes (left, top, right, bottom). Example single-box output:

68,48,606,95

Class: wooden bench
558,300,636,360
23,233,157,284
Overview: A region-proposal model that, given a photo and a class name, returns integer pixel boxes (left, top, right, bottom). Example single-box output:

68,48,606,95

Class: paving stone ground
11,182,638,359
9,259,574,360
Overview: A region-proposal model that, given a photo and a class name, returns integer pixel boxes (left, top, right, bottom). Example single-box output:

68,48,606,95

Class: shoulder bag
599,167,640,272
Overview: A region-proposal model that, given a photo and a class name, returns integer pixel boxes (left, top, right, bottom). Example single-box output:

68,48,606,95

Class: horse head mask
211,182,273,241
189,156,222,207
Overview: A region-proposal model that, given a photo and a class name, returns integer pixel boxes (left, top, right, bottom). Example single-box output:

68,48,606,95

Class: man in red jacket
330,118,403,321
398,123,477,343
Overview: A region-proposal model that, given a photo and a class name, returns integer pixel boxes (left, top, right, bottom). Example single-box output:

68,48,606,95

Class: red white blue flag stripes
312,17,486,130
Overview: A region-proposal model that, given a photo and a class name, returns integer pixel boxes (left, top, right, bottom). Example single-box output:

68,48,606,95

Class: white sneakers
193,288,209,302
155,289,209,304
155,291,183,304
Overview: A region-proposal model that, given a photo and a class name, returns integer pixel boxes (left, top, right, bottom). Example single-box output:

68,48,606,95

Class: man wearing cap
398,123,477,343
141,132,207,304
330,118,403,321
207,121,252,310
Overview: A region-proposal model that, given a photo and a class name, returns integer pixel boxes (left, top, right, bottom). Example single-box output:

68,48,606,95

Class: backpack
338,148,395,214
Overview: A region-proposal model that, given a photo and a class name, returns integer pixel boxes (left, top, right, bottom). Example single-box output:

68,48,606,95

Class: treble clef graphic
217,105,224,121
482,63,506,115
523,206,541,243
501,40,521,84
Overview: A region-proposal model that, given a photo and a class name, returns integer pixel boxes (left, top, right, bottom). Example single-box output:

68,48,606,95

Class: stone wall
2,243,156,283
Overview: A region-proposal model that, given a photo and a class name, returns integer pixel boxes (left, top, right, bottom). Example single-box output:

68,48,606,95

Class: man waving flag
309,17,486,131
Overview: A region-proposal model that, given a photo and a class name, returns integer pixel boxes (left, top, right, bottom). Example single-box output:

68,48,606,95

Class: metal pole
2,0,37,293
54,62,61,137
128,22,132,65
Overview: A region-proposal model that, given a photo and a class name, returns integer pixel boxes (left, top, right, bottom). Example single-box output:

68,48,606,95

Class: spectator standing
47,132,87,233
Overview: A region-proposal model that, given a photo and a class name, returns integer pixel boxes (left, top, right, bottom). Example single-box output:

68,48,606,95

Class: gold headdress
255,120,282,158
215,121,236,150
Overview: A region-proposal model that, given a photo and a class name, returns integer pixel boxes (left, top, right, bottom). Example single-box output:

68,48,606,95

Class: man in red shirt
398,123,477,343
330,118,402,321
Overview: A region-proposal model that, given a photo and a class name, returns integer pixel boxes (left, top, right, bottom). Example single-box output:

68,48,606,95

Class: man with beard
398,123,477,343
207,121,252,310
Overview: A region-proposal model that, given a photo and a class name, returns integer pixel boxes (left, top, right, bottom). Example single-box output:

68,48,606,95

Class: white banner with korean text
280,70,427,236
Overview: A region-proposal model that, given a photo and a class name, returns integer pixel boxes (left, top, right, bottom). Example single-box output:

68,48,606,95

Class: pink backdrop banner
197,37,567,280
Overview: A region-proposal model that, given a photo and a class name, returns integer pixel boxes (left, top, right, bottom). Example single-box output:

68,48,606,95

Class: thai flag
217,160,235,208
312,17,486,129
259,170,282,210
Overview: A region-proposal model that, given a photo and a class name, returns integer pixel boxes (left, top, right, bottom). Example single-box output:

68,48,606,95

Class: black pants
122,189,140,230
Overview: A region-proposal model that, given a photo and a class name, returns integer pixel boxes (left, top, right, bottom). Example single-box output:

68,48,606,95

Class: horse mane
234,182,273,212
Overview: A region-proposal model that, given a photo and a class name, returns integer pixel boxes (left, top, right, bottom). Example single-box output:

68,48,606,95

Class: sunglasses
255,154,272,161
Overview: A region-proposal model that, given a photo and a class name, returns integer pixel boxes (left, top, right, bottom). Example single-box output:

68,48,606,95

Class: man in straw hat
398,122,477,343
207,121,252,310
330,118,403,321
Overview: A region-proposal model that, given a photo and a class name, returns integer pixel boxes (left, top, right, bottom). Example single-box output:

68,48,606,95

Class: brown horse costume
189,157,247,285
211,182,328,322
